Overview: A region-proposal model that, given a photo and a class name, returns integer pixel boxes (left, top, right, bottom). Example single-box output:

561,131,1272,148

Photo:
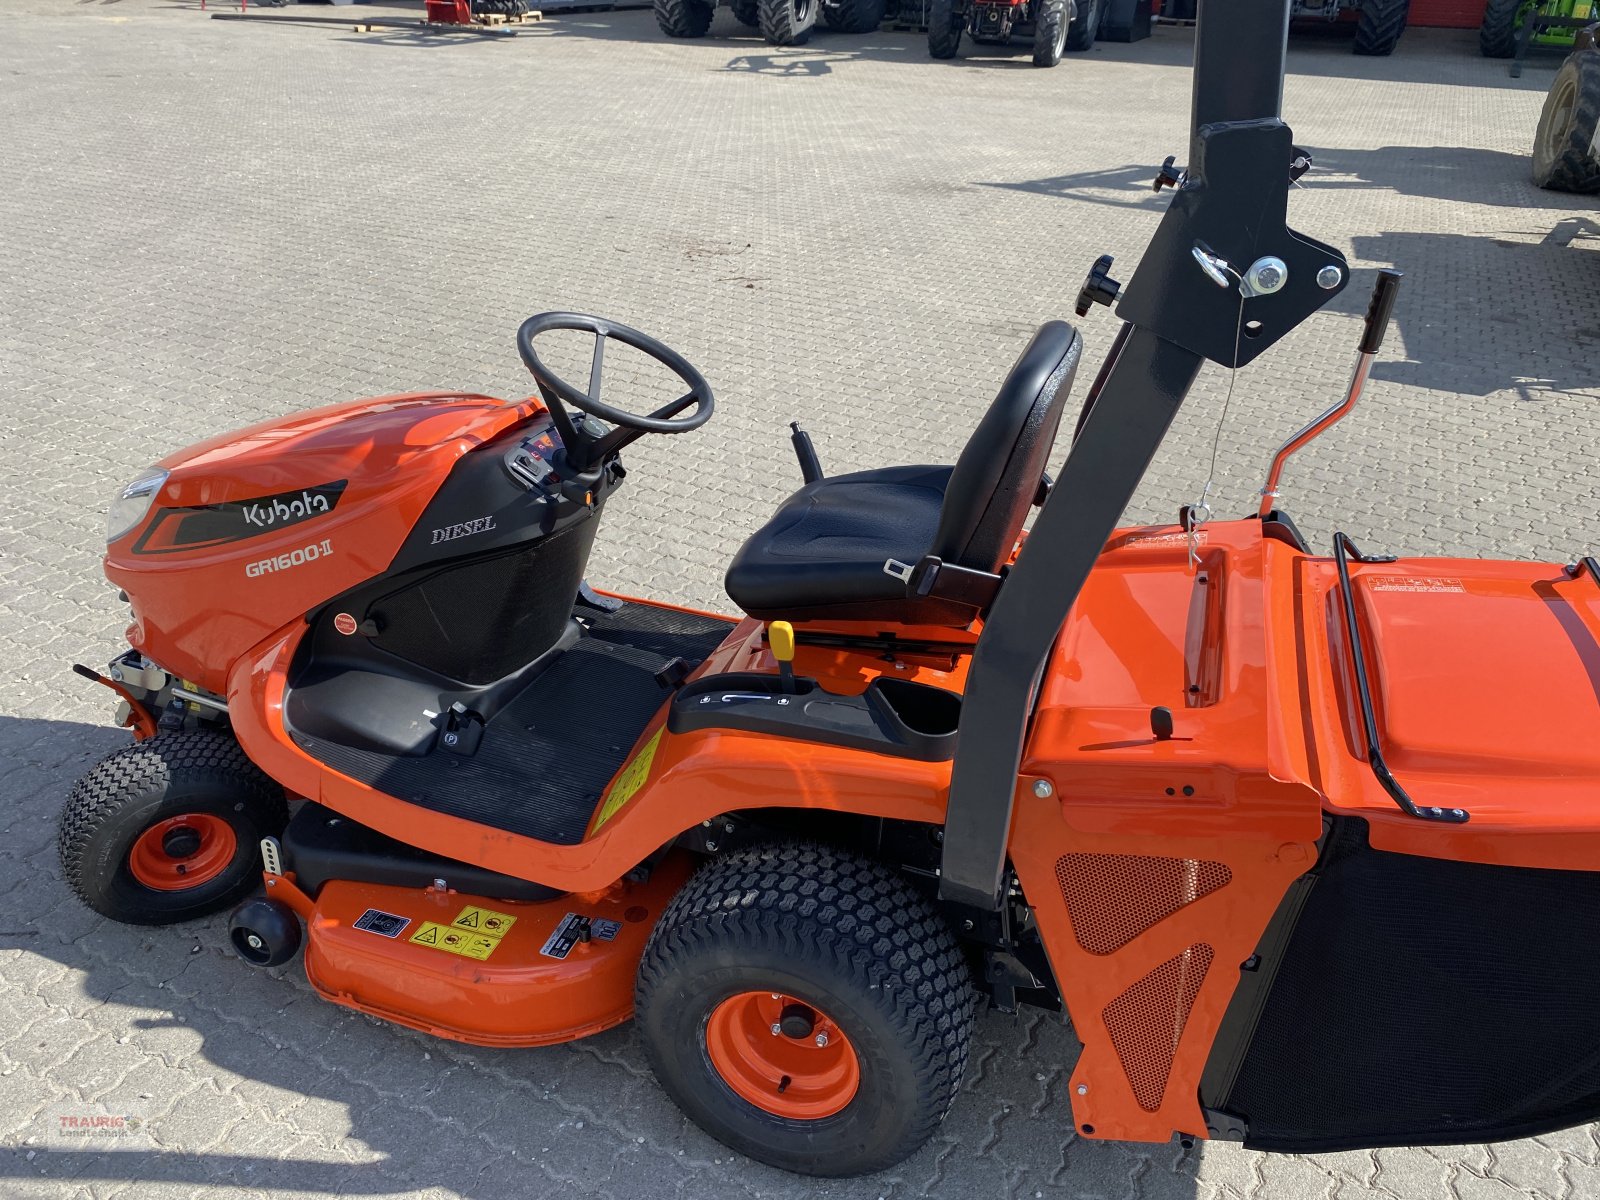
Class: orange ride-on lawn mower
59,0,1600,1178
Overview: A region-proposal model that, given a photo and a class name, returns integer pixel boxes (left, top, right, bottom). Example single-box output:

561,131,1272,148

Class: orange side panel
303,855,693,1048
1016,520,1318,1144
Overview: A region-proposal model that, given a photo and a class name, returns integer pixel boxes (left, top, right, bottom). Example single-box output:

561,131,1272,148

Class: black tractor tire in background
1479,0,1522,57
1352,0,1409,54
1533,50,1600,192
656,0,716,36
1032,0,1068,65
732,0,761,24
760,0,818,43
1065,0,1100,50
928,0,963,56
58,731,289,926
822,0,886,31
635,843,978,1177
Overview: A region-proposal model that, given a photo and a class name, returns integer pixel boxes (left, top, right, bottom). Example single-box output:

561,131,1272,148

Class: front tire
760,0,818,43
1032,0,1067,65
1533,50,1600,193
822,0,885,31
1478,0,1524,58
58,731,288,926
928,0,963,57
1352,0,1408,55
635,843,977,1177
1065,0,1099,50
655,0,715,37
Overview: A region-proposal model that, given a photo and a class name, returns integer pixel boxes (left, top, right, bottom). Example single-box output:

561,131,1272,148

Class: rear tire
655,0,715,36
1065,0,1099,50
1479,0,1523,58
760,0,818,43
1032,0,1067,65
58,731,288,926
821,0,885,31
731,0,761,24
1352,0,1408,55
1533,51,1600,193
636,843,977,1177
928,0,963,57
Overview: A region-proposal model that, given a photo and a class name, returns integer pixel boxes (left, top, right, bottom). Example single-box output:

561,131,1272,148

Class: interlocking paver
2,2,1596,1197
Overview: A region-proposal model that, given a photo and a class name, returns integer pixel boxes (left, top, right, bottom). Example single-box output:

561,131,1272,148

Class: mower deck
290,601,733,845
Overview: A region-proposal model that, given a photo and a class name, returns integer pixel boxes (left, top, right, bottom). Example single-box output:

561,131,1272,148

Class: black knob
1153,156,1184,192
1075,255,1122,318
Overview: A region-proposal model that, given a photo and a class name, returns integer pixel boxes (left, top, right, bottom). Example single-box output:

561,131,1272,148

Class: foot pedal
436,702,486,756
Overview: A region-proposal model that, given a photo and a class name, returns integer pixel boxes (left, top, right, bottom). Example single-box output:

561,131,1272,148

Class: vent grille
1102,943,1214,1112
1054,853,1232,955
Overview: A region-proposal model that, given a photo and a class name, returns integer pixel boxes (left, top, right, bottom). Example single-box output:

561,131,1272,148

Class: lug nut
770,1023,782,1036
815,1033,829,1047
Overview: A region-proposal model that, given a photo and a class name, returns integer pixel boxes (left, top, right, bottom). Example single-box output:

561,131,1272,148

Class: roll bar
939,0,1351,915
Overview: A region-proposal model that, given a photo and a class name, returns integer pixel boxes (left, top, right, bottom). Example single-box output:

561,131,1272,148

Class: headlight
107,468,169,542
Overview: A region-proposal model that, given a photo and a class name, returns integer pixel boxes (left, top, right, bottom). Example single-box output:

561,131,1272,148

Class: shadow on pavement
0,716,1206,1199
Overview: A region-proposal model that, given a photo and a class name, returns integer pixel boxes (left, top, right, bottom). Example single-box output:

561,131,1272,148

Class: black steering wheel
516,312,714,471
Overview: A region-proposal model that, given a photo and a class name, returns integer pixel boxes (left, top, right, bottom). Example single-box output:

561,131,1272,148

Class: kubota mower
60,0,1600,1178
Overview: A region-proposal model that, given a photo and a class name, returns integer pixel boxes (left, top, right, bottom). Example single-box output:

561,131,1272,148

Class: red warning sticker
333,612,358,636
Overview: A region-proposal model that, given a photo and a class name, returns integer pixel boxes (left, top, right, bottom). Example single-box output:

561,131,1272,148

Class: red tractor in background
928,0,1091,66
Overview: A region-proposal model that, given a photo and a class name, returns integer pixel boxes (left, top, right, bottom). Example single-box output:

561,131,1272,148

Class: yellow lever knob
769,621,796,664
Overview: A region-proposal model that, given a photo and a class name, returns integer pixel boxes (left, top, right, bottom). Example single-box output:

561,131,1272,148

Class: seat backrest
929,321,1082,573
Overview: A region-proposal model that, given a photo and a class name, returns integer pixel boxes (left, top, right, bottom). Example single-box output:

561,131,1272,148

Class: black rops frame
938,0,1351,915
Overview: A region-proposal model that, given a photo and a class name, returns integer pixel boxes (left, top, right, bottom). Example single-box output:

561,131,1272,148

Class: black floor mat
300,602,734,845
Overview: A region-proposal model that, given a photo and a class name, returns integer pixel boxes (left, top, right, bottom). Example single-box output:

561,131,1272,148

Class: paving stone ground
1,2,1598,1197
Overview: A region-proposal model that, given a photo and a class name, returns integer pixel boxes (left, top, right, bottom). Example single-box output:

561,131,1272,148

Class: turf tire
635,842,978,1176
821,0,885,31
1352,0,1408,55
760,0,818,43
1533,50,1600,192
656,0,715,36
58,731,288,926
732,0,761,23
1032,0,1067,65
1065,0,1099,50
1479,0,1523,57
928,0,963,57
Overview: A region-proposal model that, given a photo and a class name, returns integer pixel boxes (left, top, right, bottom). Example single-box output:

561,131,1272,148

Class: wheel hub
128,813,238,891
705,991,860,1119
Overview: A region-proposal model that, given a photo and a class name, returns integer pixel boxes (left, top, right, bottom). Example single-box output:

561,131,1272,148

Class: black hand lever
789,422,824,484
1360,269,1403,355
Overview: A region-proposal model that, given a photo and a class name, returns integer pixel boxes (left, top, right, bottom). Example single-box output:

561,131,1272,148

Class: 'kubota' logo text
246,539,333,578
243,491,332,529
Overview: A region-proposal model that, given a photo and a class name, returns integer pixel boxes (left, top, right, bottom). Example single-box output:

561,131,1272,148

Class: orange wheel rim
127,813,237,891
704,991,860,1119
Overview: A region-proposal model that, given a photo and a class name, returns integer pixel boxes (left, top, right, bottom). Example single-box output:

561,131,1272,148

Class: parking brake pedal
437,702,485,756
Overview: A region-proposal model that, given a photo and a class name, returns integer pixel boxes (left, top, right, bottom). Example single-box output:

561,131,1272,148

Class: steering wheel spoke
588,331,607,403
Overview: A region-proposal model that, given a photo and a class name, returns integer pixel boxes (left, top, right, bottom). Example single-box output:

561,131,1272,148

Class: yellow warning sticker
451,906,516,940
410,921,500,960
590,727,664,833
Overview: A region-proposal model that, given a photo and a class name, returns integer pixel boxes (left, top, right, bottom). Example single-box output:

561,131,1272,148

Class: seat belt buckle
894,555,1005,609
883,559,915,583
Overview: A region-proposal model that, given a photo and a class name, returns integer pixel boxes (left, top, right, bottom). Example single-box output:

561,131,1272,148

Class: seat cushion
724,465,977,625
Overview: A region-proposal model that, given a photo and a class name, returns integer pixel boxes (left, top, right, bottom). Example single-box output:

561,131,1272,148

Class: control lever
768,620,798,694
1257,270,1403,518
790,422,824,484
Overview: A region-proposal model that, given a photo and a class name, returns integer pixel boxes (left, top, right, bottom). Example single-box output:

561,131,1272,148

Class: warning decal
451,905,517,940
1366,577,1466,594
410,905,518,960
590,727,664,833
352,909,410,939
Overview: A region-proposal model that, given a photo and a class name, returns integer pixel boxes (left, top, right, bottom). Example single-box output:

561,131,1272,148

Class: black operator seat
724,321,1083,627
